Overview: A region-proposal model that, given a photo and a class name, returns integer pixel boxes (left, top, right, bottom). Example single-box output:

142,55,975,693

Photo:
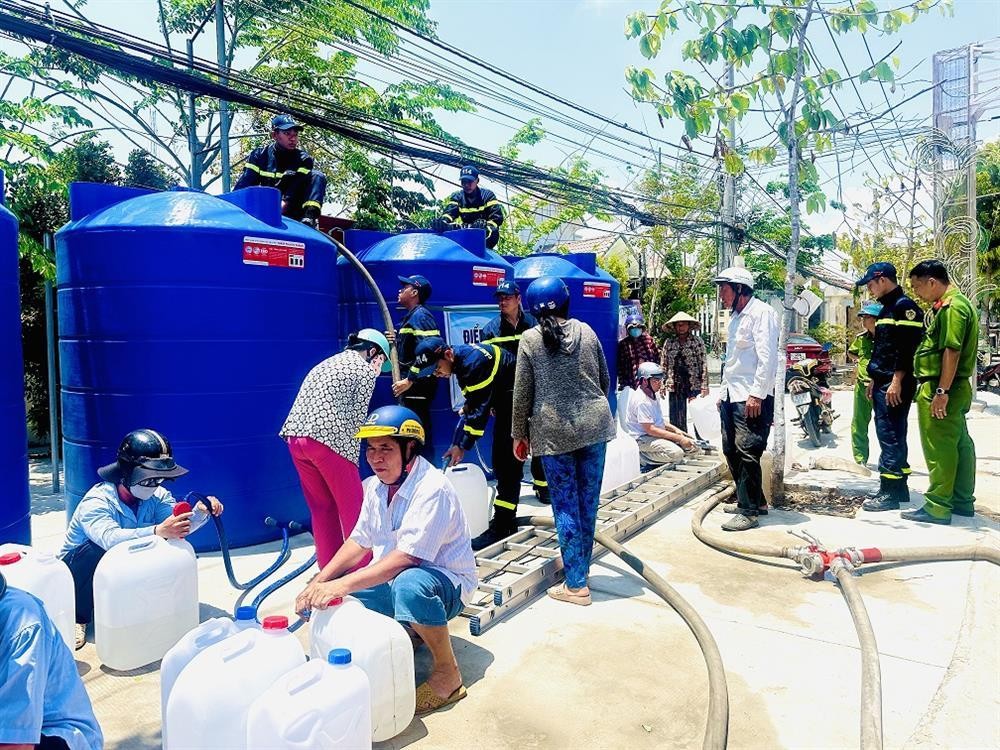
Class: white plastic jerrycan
445,463,488,537
159,606,261,744
165,615,306,750
246,648,372,750
0,544,75,651
601,429,641,494
689,392,722,444
309,596,415,741
93,520,198,671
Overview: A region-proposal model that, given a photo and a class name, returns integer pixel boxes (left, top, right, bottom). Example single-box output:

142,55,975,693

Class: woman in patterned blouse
659,311,709,433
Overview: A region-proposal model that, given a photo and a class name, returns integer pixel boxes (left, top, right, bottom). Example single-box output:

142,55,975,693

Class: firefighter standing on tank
480,280,549,506
409,335,523,550
391,274,441,459
857,262,925,512
234,114,327,227
431,166,504,249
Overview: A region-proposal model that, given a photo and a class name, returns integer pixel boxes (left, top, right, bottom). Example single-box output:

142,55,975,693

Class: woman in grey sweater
512,276,616,606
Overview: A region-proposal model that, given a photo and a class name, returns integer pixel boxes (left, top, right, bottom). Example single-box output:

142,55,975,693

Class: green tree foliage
976,140,1000,316
124,149,174,190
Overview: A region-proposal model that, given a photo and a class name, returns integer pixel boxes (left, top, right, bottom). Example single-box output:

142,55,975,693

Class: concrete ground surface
26,388,999,749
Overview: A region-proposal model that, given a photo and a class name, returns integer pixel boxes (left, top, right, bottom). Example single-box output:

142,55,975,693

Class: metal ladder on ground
461,455,726,635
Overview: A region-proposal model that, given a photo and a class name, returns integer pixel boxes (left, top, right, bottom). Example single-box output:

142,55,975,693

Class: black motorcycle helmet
97,429,189,486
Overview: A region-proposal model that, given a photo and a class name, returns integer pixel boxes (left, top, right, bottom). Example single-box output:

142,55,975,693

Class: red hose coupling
859,547,882,563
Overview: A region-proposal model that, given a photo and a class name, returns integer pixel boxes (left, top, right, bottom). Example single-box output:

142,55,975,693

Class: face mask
628,327,642,338
129,484,157,501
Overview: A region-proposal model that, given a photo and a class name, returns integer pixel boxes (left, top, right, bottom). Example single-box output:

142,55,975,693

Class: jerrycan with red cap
93,501,198,670
309,595,415,741
165,614,306,750
0,543,75,650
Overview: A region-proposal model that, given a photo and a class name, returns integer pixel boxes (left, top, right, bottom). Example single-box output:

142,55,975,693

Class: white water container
165,615,306,750
93,533,198,671
689,393,722,444
445,463,488,537
601,430,641,494
309,596,415,741
246,648,372,750
616,387,634,431
159,604,260,744
0,544,75,651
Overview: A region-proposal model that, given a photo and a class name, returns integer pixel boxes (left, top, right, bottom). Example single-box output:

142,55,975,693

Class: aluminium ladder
461,455,725,636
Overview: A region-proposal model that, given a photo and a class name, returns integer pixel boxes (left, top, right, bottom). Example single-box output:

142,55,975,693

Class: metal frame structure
461,456,725,636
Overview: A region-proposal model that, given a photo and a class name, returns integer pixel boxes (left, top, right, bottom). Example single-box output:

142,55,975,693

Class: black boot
897,477,911,504
534,485,551,505
862,477,900,512
471,509,517,551
301,207,320,228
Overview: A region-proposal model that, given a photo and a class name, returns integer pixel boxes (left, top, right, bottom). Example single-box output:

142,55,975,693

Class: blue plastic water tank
57,183,339,549
0,171,31,544
513,252,620,405
338,229,513,468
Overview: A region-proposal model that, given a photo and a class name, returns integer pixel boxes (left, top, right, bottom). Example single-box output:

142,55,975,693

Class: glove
276,169,298,189
430,216,450,233
471,219,488,230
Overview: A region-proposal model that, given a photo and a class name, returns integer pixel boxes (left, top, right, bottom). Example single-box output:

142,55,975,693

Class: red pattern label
472,266,506,287
582,281,612,299
242,236,306,269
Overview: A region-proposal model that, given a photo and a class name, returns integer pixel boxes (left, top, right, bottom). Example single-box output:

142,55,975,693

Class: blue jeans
872,377,915,480
540,441,608,589
353,566,463,627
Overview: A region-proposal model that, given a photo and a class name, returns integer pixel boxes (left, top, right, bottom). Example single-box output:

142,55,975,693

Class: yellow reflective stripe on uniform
410,366,421,373
482,200,499,208
895,321,923,328
463,345,502,394
398,328,441,336
302,201,321,209
483,335,520,344
296,167,311,175
493,498,517,510
463,424,485,437
245,163,262,174
901,467,912,475
880,472,903,479
245,163,283,179
876,319,895,326
532,479,547,487
458,206,485,214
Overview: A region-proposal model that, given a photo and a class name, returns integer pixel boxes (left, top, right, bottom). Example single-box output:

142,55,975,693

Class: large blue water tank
513,252,620,405
57,183,339,549
0,171,31,544
338,229,513,467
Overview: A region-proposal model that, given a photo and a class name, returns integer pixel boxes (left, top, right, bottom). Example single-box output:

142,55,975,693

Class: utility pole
966,42,978,308
720,17,738,271
216,0,231,192
186,38,201,190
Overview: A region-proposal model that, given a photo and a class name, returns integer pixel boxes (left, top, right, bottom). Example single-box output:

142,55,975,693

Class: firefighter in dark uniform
391,275,440,460
234,114,326,227
857,262,925,512
480,280,550,507
411,336,523,550
431,166,504,249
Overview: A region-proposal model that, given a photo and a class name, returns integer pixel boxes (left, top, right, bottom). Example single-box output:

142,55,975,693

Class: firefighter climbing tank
56,183,339,549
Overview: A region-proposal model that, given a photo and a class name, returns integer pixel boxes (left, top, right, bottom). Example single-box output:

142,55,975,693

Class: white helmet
713,266,755,290
636,362,664,380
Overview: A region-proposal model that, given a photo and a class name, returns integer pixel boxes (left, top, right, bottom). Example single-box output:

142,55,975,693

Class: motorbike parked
978,350,1000,394
786,358,837,447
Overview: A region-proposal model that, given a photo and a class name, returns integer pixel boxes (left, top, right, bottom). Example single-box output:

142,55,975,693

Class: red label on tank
242,236,306,269
471,266,505,287
582,281,612,299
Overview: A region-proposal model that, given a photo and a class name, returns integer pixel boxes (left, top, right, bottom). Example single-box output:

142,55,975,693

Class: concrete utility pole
720,17,738,271
216,0,231,192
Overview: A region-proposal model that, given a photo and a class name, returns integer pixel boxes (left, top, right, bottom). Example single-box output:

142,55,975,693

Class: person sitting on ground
57,429,223,650
0,572,103,750
624,362,700,466
294,406,477,716
233,113,327,228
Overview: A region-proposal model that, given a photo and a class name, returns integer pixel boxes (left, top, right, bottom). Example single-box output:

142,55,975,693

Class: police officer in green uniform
848,301,882,465
902,260,978,524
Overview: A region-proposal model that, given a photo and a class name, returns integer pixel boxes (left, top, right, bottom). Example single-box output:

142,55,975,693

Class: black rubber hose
250,552,318,633
187,492,292,592
833,562,883,750
521,515,729,750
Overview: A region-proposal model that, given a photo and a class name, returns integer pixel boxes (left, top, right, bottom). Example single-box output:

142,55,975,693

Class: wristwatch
934,387,949,396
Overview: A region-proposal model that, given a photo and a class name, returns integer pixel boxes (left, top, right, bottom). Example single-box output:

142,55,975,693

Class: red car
786,333,832,381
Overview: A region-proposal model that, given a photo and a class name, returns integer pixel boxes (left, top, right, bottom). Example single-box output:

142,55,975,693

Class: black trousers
60,539,106,625
491,391,525,518
668,390,689,433
281,170,328,220
403,378,438,461
871,376,916,481
720,396,774,514
38,736,70,750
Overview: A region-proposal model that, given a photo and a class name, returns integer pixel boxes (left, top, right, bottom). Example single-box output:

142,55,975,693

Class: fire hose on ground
520,515,729,750
690,484,999,750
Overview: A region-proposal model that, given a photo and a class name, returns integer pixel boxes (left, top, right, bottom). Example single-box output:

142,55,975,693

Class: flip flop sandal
547,583,592,606
415,682,467,716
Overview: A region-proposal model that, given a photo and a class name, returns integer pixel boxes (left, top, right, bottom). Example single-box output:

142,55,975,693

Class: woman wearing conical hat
660,311,709,433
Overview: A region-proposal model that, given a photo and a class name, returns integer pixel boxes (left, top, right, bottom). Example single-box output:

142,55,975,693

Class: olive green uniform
848,332,875,464
913,287,978,519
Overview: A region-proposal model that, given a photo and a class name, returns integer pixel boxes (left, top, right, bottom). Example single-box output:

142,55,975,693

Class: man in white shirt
624,362,698,466
715,266,779,531
294,405,476,717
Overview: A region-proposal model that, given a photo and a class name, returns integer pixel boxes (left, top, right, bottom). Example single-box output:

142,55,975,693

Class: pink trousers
286,436,366,569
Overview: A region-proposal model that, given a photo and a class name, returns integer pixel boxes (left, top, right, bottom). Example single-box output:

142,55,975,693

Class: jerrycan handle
450,465,469,474
127,538,157,553
287,669,323,696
